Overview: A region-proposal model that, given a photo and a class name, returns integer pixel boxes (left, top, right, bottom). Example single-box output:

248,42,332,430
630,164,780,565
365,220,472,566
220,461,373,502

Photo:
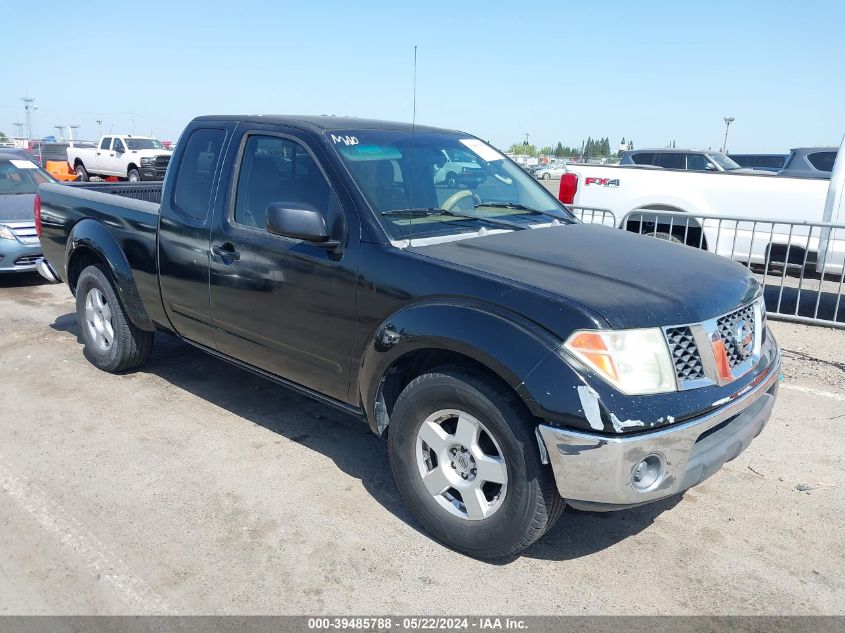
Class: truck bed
38,182,164,327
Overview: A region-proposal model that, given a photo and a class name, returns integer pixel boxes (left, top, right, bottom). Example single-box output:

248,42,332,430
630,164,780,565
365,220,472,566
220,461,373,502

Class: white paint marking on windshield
10,160,38,169
459,138,504,162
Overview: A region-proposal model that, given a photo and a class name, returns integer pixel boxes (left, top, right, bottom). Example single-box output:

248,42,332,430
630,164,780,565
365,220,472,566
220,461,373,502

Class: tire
388,367,564,559
75,163,89,181
542,172,551,180
649,231,684,244
75,264,154,372
128,168,141,182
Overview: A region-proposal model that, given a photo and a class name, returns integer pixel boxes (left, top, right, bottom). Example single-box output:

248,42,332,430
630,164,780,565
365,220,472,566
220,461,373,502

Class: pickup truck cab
66,135,172,182
36,115,781,558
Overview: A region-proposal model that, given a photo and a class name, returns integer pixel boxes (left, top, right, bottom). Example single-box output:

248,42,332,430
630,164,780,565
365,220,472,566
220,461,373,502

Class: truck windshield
329,129,573,241
0,158,55,194
707,153,742,171
125,139,163,150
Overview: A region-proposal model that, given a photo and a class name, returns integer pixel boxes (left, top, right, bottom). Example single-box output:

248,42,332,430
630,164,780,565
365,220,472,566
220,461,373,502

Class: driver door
208,131,357,402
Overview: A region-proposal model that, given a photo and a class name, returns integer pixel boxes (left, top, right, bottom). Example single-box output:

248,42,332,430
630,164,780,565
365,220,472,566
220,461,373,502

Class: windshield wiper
475,201,570,223
381,208,527,231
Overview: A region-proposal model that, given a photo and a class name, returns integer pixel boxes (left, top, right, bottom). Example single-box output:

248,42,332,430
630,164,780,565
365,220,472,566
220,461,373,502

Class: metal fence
607,209,845,329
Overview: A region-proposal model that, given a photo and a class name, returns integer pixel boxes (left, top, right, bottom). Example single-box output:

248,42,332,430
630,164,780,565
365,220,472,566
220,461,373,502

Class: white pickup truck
559,137,845,274
66,135,172,182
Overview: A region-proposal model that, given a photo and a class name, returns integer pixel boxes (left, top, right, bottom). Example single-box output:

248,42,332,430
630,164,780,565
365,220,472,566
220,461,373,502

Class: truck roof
192,114,459,135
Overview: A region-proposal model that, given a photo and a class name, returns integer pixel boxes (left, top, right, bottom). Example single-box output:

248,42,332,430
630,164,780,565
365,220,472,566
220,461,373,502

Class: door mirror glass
265,202,331,243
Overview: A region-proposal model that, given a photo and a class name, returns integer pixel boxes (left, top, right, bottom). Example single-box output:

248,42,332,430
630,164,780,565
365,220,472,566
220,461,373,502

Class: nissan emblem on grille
733,319,754,359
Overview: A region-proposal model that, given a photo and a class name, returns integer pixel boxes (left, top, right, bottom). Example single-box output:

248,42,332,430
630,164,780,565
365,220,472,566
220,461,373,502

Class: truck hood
0,193,36,222
409,223,759,329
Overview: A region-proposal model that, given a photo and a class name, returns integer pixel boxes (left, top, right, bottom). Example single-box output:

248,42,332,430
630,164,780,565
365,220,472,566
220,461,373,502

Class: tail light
34,193,42,238
559,173,578,204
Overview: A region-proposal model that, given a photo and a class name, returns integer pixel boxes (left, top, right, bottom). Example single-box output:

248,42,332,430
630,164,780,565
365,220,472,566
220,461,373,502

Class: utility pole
22,96,37,139
130,113,136,134
96,119,103,138
721,116,735,154
69,124,81,143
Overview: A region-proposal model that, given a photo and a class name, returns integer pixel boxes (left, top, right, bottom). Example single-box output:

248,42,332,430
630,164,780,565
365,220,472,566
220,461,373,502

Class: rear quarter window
172,128,226,221
631,152,656,165
807,152,836,172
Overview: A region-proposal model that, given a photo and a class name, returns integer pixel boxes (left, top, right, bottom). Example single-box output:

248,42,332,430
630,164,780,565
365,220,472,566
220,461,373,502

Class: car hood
409,223,759,329
0,193,36,222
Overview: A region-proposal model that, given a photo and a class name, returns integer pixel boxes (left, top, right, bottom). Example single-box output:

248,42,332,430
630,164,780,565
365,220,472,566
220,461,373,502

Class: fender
358,299,573,434
66,218,155,331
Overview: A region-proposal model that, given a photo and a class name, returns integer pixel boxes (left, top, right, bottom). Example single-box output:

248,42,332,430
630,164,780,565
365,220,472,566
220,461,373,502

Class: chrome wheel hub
84,287,114,352
415,409,508,521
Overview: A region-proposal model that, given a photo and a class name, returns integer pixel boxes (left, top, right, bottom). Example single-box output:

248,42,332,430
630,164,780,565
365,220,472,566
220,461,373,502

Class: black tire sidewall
76,164,88,181
389,372,544,557
75,265,126,371
128,168,141,182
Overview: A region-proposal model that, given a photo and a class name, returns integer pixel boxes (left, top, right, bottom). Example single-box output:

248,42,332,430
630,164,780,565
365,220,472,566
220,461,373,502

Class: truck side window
234,135,330,231
113,139,125,152
631,152,655,165
172,128,226,221
807,151,835,172
657,153,684,169
100,137,112,150
685,154,709,171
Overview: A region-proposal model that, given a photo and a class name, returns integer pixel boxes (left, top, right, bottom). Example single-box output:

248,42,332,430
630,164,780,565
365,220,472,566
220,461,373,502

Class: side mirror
265,202,338,248
705,163,717,171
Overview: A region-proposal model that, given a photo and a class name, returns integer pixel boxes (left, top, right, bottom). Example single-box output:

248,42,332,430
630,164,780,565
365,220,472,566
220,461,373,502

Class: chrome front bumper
537,353,781,510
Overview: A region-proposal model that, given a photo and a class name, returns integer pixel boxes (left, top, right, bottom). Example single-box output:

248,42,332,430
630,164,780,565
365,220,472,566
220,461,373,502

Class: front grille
717,303,756,367
154,155,170,168
14,254,41,266
665,326,706,381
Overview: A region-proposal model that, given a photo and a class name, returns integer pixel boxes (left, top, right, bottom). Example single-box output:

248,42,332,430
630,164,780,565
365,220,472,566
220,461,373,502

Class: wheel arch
66,219,154,331
624,204,710,249
358,301,563,437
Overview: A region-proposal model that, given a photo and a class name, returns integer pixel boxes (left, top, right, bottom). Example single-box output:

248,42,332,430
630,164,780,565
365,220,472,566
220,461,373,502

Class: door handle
211,242,240,262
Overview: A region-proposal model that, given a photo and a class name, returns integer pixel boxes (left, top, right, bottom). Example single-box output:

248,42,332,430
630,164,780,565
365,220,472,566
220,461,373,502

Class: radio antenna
412,45,418,128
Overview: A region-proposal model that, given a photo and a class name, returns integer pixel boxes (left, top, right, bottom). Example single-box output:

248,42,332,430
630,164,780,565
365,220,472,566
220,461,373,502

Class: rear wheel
75,264,154,372
128,168,141,182
75,163,89,181
388,368,564,559
649,230,684,244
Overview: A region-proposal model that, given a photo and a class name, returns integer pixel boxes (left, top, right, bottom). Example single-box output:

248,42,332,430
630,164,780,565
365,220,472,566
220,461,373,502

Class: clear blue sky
3,0,843,152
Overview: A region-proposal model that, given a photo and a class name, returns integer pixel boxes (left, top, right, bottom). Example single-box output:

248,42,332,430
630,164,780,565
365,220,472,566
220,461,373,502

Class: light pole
721,116,735,154
96,119,103,138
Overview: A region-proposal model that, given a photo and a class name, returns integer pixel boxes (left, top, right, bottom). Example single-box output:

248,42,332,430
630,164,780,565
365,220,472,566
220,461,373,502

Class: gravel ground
0,274,843,615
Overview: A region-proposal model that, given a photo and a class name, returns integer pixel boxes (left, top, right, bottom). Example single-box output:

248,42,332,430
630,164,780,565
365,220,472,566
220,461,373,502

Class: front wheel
75,264,154,372
128,168,141,182
542,172,551,180
388,368,564,559
75,163,89,181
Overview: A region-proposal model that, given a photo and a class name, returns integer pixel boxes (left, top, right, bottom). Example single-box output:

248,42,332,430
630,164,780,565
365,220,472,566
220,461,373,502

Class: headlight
564,328,677,395
140,157,153,165
0,224,15,240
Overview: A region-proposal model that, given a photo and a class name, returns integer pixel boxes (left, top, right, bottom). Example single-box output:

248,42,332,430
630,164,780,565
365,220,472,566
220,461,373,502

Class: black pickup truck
35,115,781,558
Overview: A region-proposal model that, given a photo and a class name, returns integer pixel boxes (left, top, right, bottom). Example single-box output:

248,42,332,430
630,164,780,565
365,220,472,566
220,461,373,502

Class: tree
0,131,7,141
507,142,537,157
539,145,553,156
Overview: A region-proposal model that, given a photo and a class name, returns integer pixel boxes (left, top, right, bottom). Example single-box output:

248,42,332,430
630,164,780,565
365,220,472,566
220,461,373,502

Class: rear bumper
0,240,41,273
537,351,781,510
36,257,62,283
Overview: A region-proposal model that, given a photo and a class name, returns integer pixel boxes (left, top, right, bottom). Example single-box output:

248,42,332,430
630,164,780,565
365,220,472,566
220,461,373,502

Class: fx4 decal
585,177,620,188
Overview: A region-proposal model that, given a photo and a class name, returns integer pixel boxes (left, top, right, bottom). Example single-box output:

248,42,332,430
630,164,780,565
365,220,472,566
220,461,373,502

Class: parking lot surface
1,275,843,615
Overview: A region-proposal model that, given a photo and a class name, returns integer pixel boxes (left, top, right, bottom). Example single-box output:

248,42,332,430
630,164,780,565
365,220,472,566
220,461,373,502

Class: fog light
631,454,664,491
